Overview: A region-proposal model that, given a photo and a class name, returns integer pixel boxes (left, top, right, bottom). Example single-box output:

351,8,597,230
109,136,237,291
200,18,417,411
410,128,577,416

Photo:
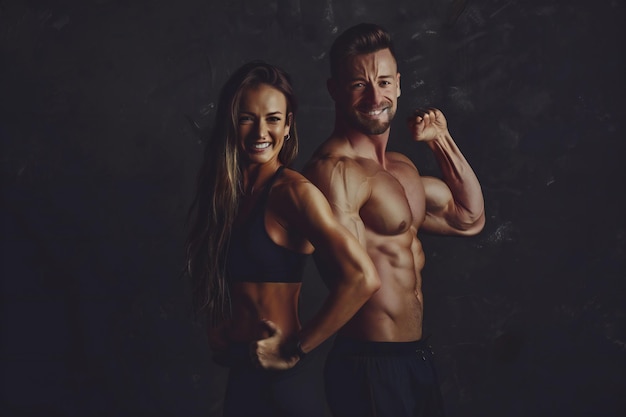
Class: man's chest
359,162,426,235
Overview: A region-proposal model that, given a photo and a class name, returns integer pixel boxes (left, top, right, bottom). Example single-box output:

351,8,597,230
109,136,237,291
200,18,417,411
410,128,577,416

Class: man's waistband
331,336,434,356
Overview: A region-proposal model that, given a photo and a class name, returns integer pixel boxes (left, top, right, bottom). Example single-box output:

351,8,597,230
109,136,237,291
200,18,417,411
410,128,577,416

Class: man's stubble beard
343,105,396,136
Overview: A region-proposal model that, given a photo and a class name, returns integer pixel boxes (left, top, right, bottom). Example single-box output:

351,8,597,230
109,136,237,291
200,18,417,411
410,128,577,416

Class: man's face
331,48,401,135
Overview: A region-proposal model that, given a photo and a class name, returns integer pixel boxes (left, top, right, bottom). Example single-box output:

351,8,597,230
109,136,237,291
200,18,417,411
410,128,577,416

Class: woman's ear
284,112,293,137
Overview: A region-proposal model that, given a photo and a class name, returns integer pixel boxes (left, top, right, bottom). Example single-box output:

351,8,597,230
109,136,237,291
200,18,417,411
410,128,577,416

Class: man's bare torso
306,138,428,342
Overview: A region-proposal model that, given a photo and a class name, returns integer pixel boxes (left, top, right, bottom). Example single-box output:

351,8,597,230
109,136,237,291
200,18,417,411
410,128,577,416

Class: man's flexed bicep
408,107,485,236
303,156,370,244
421,175,485,236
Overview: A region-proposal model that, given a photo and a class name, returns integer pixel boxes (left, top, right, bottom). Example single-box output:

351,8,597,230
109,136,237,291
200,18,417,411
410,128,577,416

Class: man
303,23,485,417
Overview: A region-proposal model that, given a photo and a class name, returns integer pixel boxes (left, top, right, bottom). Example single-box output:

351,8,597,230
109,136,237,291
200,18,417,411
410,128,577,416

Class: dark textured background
1,0,625,416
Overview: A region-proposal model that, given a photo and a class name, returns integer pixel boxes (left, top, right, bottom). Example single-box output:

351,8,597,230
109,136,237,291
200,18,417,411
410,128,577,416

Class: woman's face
237,83,291,166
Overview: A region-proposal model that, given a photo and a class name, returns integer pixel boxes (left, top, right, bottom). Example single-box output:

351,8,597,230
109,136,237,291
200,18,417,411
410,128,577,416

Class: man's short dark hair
329,23,397,79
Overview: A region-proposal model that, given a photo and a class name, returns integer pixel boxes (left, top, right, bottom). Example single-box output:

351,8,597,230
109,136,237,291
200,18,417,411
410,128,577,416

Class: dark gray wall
1,0,624,416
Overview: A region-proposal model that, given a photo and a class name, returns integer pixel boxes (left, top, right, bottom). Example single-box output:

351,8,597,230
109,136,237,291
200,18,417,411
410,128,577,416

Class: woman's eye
238,116,253,124
267,117,281,123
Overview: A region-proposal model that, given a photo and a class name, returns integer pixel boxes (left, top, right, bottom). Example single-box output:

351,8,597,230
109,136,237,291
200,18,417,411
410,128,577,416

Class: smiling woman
184,61,379,417
237,84,292,167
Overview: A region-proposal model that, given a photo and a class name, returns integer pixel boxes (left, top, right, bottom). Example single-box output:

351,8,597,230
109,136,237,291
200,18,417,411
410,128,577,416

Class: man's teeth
253,142,271,149
366,109,386,115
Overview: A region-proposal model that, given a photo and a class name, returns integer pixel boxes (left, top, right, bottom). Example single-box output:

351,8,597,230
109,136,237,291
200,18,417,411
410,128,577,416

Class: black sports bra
226,166,308,283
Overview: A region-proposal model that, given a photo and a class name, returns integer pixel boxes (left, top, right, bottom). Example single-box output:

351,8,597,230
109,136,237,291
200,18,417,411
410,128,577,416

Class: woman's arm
253,177,380,370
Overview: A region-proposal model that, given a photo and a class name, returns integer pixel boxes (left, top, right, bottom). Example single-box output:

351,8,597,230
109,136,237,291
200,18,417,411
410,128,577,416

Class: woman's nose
256,121,268,139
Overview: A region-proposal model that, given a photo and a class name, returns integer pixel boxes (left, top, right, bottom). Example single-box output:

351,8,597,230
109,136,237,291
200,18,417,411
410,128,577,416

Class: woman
185,61,379,417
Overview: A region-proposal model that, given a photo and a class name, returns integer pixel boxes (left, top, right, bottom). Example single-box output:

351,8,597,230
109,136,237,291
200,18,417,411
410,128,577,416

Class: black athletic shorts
324,337,446,417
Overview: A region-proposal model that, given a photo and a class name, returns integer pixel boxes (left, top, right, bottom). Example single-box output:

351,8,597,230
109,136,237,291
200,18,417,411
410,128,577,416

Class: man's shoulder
304,149,366,181
308,150,360,167
309,136,353,157
305,139,361,173
303,148,372,198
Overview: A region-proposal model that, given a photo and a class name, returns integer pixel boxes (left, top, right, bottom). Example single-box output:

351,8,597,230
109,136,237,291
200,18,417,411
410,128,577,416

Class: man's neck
333,122,390,166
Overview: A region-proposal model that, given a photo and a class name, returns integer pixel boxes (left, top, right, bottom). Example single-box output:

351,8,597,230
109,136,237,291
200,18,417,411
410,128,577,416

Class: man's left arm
409,108,485,235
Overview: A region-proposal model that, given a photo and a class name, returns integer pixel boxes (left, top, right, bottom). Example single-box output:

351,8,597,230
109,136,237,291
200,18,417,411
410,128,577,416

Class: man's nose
365,84,383,105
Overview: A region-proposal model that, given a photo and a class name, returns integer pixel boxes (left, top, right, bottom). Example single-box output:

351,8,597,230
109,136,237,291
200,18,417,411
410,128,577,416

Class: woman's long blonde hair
185,61,299,326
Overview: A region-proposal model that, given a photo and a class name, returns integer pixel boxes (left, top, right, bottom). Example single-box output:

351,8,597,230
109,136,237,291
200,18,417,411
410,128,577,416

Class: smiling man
304,23,485,417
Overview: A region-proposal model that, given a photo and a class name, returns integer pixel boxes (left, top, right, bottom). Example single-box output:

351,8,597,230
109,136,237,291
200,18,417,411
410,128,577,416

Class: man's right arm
250,162,380,371
303,156,370,244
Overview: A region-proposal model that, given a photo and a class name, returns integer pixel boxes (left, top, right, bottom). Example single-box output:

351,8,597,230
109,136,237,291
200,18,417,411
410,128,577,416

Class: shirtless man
304,23,485,417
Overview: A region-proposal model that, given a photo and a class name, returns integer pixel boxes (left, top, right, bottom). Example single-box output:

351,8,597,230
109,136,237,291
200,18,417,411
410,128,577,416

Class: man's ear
327,78,337,101
397,72,401,98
